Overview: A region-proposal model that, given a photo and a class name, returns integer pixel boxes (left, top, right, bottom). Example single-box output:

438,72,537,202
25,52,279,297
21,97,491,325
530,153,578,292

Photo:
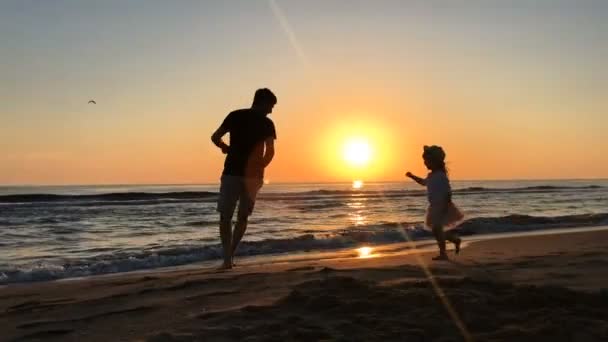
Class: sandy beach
2,228,608,341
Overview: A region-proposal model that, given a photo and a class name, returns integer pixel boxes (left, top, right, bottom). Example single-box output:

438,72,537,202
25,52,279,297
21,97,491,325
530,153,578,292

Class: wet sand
1,228,608,341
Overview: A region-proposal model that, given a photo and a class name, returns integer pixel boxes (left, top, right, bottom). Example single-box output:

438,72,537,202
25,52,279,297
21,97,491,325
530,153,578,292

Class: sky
1,0,607,185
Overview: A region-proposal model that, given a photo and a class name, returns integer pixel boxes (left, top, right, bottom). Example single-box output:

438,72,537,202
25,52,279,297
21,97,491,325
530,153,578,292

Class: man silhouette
211,88,277,269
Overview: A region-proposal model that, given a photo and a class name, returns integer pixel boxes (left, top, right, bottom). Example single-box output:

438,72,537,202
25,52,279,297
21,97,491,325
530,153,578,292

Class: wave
455,213,608,235
289,201,348,211
226,185,600,203
277,184,604,196
0,185,603,205
333,212,608,239
259,185,606,203
0,191,217,204
184,220,220,227
2,212,607,285
456,185,604,193
0,231,420,285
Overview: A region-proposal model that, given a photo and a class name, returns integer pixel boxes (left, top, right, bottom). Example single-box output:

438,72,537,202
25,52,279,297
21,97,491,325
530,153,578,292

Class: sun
343,138,371,167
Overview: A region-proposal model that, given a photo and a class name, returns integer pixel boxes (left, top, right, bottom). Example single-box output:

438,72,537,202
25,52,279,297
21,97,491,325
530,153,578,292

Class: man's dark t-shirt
220,108,276,179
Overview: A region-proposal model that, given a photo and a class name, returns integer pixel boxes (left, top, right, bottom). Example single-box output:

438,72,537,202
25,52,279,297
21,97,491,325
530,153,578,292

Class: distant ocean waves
2,212,607,285
0,184,604,207
0,192,217,205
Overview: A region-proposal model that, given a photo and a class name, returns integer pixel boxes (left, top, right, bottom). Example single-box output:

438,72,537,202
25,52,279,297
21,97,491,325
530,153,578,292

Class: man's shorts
217,175,264,219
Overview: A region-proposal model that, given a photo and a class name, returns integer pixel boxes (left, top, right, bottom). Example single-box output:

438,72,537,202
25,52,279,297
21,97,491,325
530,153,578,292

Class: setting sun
343,138,371,167
315,117,401,181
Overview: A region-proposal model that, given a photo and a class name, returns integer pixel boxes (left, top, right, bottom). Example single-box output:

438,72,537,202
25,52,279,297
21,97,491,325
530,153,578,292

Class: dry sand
1,228,608,341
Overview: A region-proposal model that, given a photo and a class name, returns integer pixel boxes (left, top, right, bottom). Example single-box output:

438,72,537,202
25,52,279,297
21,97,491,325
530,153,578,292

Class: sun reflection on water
356,246,374,258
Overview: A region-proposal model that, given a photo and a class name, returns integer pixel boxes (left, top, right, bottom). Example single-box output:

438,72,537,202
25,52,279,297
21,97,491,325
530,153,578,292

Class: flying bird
88,100,96,104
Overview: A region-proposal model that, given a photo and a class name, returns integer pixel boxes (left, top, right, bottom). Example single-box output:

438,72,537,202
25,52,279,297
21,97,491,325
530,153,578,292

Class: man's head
252,88,277,115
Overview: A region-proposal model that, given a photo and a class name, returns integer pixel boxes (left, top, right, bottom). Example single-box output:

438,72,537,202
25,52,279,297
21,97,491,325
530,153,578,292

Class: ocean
1,179,607,284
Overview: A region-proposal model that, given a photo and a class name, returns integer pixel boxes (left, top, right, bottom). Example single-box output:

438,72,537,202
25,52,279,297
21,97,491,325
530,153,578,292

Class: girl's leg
432,224,448,259
445,230,462,254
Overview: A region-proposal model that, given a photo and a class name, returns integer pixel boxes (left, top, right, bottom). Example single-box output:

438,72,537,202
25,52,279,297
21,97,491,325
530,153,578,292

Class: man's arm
262,137,275,167
211,126,230,154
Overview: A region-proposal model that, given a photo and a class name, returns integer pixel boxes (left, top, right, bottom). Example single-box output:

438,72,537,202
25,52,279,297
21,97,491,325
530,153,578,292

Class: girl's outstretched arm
406,172,427,186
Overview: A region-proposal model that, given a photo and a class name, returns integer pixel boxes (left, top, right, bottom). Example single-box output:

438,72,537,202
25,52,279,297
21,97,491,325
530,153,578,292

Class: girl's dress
424,171,464,230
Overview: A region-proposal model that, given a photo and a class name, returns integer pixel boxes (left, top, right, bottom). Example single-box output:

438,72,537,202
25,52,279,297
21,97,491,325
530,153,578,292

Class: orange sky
1,1,607,185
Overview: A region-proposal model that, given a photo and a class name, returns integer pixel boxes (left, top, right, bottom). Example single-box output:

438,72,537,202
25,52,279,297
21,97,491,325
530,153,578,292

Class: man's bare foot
432,254,449,261
216,262,232,271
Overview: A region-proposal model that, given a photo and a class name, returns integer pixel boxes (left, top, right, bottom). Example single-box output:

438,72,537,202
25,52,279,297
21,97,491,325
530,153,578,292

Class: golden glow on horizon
352,180,363,189
315,114,403,182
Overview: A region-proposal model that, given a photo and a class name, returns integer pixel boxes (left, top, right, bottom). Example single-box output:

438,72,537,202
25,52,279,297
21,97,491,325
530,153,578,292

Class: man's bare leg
231,215,248,266
218,214,233,269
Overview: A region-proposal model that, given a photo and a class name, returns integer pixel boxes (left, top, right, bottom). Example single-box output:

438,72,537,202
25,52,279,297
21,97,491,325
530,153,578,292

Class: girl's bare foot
432,254,449,261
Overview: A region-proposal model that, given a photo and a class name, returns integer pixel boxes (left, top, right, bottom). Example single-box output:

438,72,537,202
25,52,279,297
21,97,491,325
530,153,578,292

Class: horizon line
2,177,607,188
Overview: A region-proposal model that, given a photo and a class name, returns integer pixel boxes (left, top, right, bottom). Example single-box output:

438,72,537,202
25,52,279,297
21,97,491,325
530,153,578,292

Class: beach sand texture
1,229,607,341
